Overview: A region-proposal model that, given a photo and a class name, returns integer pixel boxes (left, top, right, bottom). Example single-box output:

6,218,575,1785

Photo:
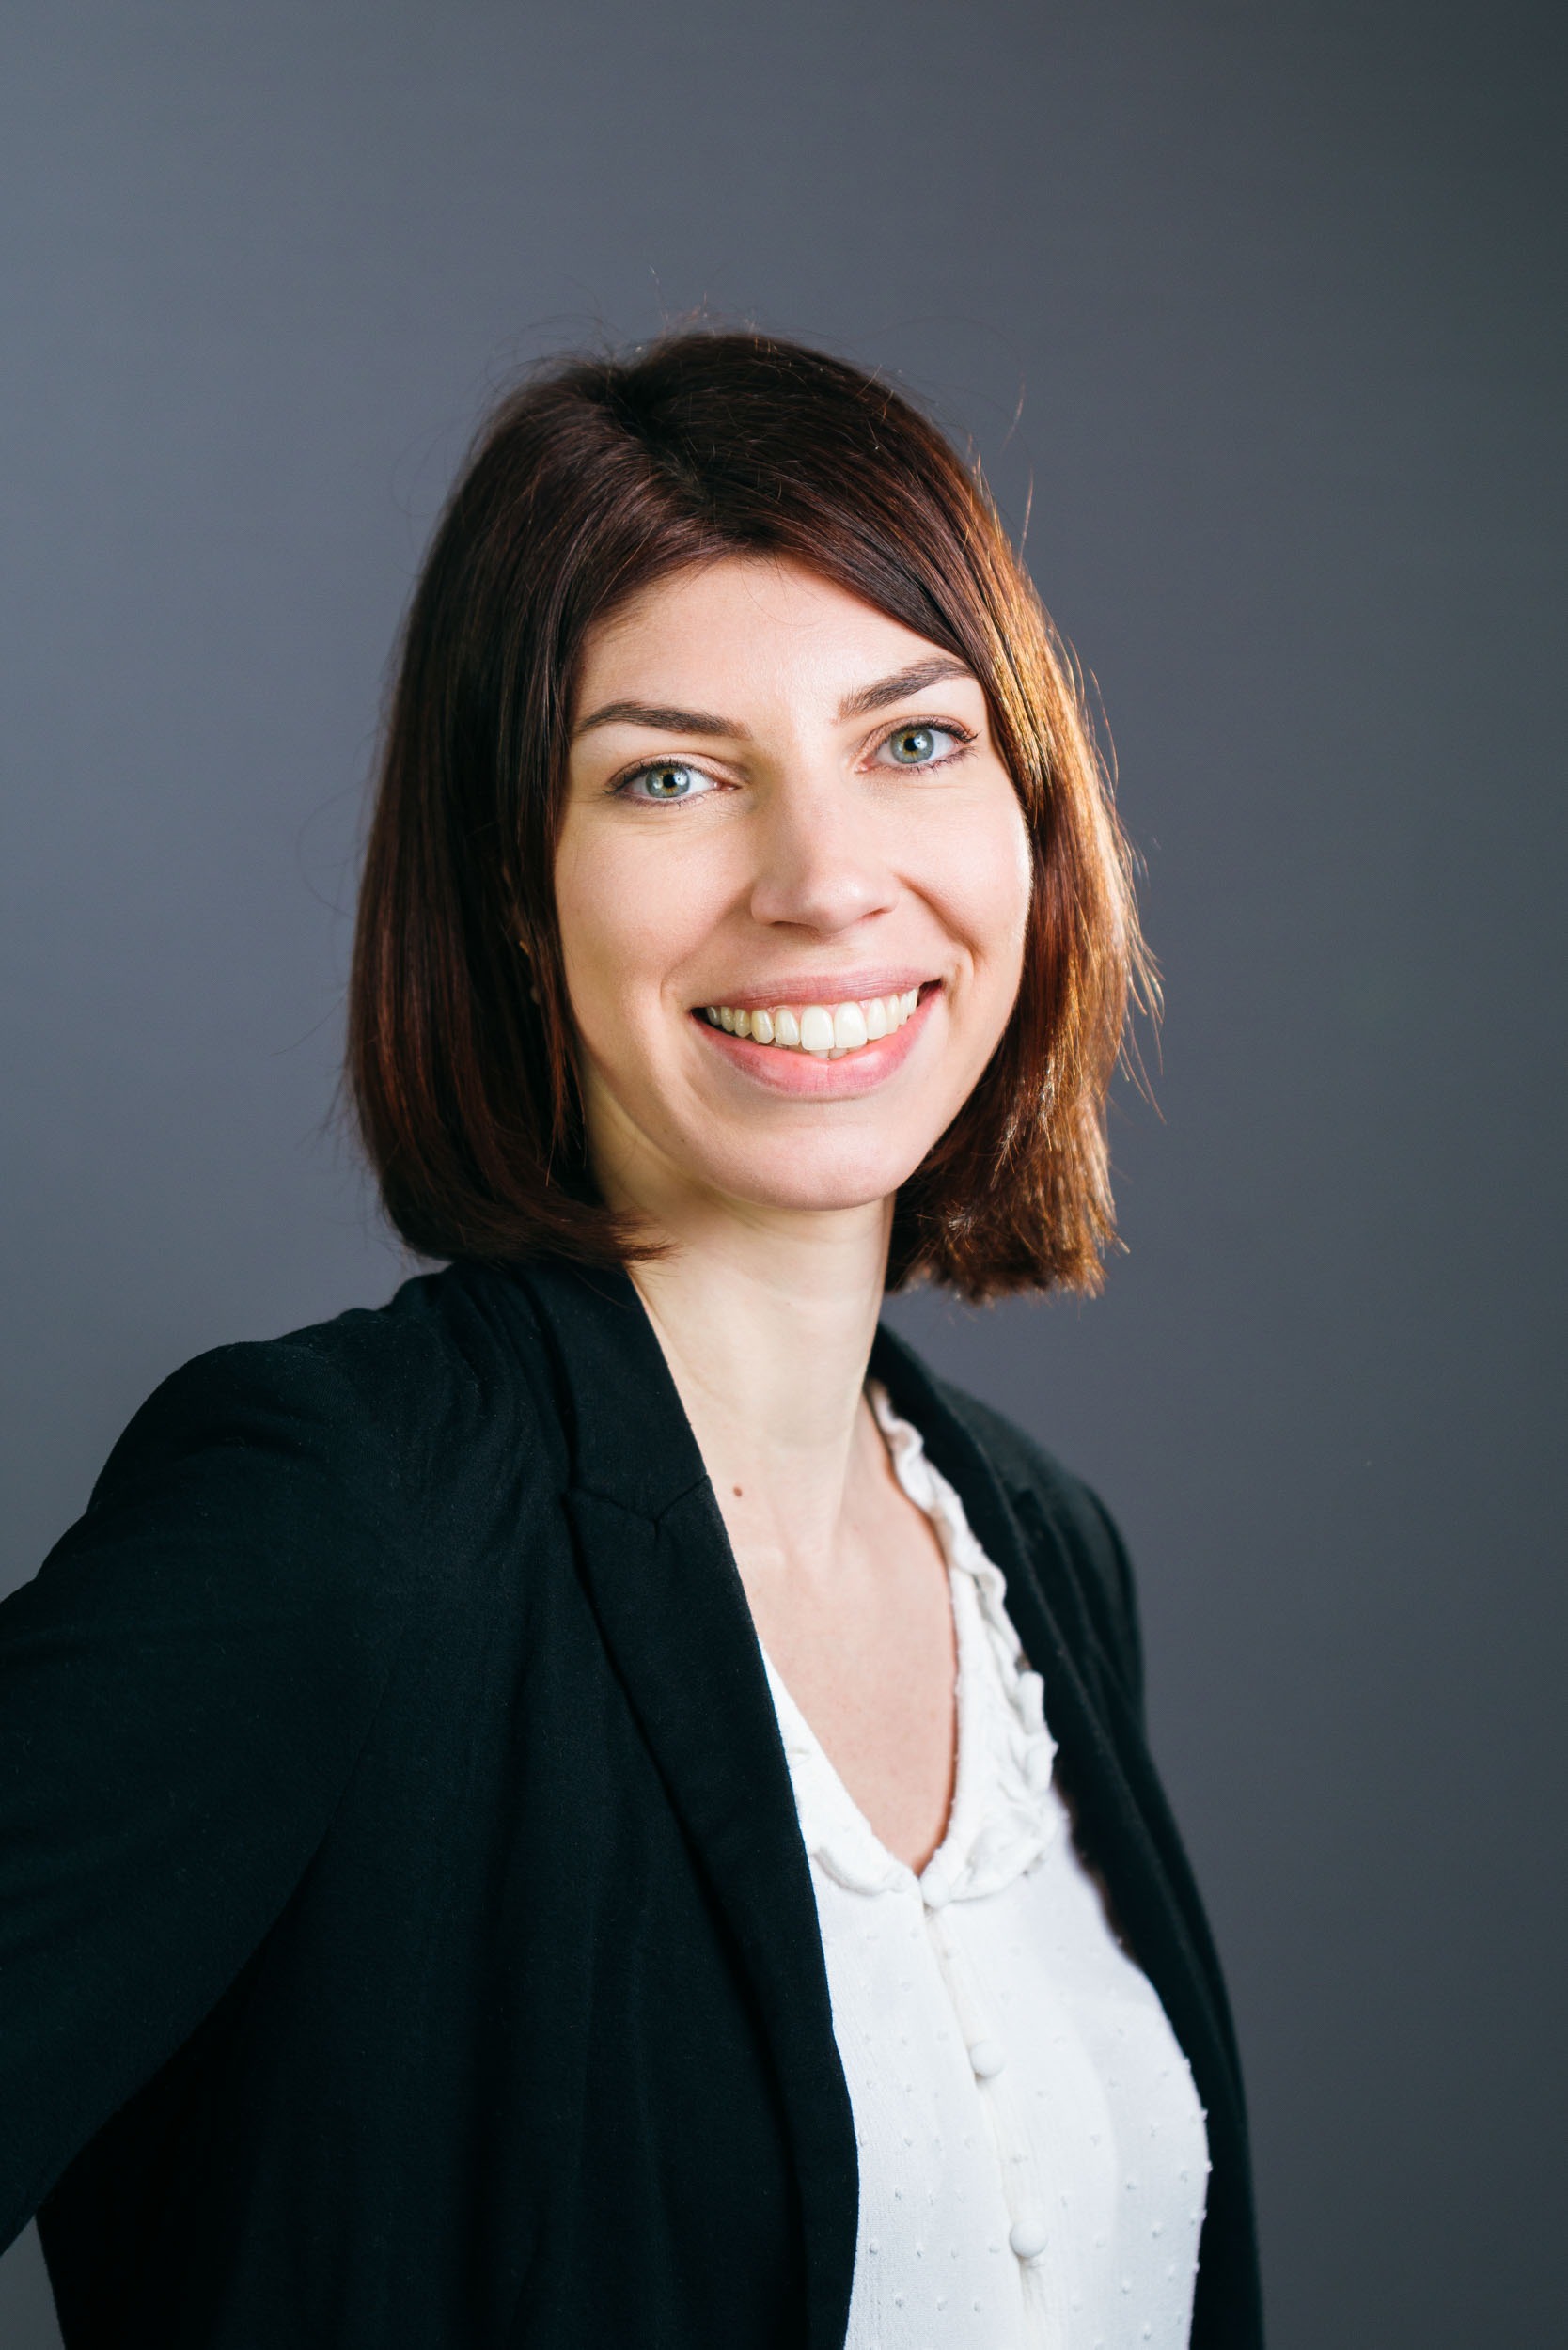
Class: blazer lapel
504,1259,858,2350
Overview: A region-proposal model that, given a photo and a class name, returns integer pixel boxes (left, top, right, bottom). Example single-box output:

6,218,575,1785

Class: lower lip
691,988,937,1096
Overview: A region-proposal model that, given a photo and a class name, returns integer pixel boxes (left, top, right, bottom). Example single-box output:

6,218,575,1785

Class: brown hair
349,328,1148,1301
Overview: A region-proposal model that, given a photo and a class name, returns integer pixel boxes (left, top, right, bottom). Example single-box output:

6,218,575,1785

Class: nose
746,770,899,936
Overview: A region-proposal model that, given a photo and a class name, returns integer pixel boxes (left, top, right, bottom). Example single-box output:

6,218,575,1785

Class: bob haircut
349,328,1146,1301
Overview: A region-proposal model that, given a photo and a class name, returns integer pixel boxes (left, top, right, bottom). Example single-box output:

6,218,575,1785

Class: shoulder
104,1256,547,1457
922,1371,1147,1721
69,1261,559,1617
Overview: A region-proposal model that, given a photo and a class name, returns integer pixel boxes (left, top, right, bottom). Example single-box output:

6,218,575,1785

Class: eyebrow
835,656,975,719
572,698,746,741
572,656,977,742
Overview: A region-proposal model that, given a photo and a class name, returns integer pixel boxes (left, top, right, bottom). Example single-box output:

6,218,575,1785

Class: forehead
572,555,966,718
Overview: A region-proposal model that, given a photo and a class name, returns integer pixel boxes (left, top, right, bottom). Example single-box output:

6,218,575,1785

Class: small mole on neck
732,1485,743,1498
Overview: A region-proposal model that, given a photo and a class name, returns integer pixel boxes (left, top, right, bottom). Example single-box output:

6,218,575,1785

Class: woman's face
555,556,1032,1229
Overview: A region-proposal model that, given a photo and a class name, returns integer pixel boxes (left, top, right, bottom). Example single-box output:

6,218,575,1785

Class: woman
0,330,1262,2348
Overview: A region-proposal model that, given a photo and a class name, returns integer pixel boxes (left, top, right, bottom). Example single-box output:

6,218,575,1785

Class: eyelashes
611,717,977,806
617,760,718,806
871,721,973,772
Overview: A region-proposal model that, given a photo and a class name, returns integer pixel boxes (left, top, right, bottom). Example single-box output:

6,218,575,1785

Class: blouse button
1009,2216,1049,2261
967,2039,1007,2078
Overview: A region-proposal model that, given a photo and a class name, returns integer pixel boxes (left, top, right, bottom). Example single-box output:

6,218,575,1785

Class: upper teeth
703,989,921,1056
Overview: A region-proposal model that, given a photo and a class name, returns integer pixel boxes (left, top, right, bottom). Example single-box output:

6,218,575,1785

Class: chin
694,1135,930,1218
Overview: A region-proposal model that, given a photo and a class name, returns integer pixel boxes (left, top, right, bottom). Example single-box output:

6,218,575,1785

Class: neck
625,1187,893,1564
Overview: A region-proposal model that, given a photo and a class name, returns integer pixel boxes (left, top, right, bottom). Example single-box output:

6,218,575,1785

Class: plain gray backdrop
2,4,1563,2343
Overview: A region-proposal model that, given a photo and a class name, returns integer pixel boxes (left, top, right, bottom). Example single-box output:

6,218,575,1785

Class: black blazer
0,1255,1262,2348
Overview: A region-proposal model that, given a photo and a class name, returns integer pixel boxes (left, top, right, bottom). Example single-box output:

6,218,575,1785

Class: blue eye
878,723,961,768
621,760,715,803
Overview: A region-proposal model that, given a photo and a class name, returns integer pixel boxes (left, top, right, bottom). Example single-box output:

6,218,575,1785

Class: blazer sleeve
0,1335,423,2249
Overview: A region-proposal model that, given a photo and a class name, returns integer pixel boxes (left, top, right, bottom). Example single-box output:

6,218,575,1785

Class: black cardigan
0,1255,1263,2348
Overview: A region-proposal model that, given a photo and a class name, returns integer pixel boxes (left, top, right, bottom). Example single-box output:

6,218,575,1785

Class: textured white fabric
759,1383,1209,2350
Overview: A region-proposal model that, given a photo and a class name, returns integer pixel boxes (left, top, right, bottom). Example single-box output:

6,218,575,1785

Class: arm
0,1337,420,2248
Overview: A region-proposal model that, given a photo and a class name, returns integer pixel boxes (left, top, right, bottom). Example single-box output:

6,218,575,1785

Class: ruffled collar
760,1380,1058,1905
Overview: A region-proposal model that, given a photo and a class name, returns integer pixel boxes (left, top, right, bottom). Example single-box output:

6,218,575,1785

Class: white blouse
759,1383,1209,2350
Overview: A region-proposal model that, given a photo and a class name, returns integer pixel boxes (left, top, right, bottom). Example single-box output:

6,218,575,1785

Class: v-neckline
758,1382,1060,1907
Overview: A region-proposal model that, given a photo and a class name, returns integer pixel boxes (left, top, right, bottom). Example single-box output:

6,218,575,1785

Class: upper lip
691,970,937,1013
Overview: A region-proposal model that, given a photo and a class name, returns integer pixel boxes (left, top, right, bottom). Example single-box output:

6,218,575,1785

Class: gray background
2,3,1562,2342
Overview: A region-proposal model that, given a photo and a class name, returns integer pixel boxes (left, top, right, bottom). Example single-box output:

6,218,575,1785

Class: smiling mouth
698,987,923,1060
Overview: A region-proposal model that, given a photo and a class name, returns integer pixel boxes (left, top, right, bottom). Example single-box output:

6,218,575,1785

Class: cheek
553,818,718,1038
925,785,1033,997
